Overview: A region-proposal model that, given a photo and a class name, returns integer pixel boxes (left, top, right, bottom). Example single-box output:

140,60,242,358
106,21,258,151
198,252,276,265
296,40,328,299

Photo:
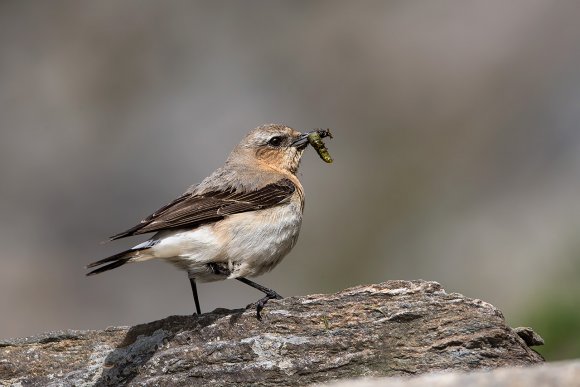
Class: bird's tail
85,247,151,276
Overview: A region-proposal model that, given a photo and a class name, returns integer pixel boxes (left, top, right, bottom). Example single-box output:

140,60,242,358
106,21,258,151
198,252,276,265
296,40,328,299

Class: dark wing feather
110,179,296,240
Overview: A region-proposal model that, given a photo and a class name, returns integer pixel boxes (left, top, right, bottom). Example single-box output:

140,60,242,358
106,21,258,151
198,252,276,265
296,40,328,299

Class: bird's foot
247,290,283,320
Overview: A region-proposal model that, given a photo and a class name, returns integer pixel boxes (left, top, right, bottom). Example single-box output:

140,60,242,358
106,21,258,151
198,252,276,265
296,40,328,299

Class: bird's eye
268,136,283,147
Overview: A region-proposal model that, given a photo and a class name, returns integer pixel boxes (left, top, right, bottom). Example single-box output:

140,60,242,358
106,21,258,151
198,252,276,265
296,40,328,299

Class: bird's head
228,124,311,175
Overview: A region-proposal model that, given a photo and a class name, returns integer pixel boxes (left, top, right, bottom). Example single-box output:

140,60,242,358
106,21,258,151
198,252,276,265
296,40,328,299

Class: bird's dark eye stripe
268,136,284,147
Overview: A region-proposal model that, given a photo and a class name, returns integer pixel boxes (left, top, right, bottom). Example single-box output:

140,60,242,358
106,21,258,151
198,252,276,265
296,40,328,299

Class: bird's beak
291,132,312,149
291,129,333,149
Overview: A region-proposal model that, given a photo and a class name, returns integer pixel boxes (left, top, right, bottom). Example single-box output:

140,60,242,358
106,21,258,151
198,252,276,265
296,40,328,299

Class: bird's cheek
255,148,283,166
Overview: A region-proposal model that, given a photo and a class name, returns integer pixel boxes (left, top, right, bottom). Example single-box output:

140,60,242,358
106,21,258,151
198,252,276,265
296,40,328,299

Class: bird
86,124,328,319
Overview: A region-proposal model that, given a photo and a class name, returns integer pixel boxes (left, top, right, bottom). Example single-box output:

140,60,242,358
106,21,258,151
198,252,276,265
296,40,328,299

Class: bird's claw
246,292,283,320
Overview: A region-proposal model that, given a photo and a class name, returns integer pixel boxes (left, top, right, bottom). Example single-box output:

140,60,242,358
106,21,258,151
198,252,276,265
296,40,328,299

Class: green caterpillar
308,129,333,163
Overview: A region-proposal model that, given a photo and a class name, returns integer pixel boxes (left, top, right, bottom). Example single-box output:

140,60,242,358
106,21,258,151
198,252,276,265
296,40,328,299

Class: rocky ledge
0,280,543,386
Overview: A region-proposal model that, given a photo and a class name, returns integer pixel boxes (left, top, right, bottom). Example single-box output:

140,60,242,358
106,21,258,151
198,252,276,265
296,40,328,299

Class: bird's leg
190,264,230,316
207,263,282,319
236,277,283,320
189,276,202,315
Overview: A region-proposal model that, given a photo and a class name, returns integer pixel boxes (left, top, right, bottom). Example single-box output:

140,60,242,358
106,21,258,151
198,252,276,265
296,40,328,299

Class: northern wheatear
86,124,332,319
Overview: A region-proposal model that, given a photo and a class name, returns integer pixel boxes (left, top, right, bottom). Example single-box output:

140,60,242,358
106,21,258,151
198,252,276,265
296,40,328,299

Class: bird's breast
215,199,303,278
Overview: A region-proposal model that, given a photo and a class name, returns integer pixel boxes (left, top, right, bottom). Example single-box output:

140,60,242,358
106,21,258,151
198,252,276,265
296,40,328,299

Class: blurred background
1,1,579,360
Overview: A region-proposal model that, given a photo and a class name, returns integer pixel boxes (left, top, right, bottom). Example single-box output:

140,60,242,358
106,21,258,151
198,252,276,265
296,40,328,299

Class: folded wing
110,178,296,240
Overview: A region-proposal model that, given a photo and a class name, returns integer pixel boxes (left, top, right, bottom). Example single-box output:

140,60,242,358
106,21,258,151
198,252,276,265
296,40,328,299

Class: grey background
1,1,579,359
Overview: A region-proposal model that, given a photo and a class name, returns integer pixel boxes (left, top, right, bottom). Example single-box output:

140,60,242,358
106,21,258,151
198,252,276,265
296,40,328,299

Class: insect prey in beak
307,129,333,163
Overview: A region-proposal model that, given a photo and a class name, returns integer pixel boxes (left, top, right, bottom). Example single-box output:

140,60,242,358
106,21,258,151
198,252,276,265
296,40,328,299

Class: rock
318,360,580,387
513,327,545,347
0,280,543,386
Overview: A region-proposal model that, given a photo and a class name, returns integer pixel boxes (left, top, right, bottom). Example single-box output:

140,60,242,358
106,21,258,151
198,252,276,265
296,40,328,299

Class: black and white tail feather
85,246,149,276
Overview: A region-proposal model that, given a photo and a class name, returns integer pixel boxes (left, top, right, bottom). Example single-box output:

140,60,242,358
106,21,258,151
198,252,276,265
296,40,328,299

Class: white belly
143,202,303,281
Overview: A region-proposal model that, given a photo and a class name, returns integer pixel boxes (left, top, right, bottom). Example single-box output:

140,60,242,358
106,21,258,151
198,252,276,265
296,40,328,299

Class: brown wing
109,179,296,240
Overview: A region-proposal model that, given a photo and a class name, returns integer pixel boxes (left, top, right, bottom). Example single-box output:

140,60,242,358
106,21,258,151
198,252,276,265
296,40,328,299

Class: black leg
189,277,201,315
236,277,283,320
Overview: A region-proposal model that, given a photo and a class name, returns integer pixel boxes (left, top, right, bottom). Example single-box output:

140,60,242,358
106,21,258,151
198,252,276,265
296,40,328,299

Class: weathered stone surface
0,280,543,386
513,326,545,347
318,360,580,387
